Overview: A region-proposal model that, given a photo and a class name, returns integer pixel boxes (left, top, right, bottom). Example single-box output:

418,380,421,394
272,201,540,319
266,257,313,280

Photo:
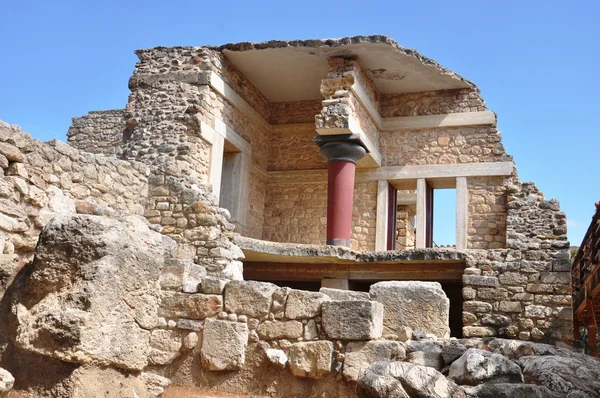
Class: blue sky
0,0,597,246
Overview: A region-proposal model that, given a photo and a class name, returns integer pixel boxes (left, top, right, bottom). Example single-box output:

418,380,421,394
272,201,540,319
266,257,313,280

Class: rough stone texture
322,300,383,340
320,287,370,301
357,361,464,398
200,320,249,371
343,341,406,382
285,289,330,319
448,348,523,386
158,292,222,320
517,355,600,397
148,329,182,365
370,281,450,338
0,367,14,397
11,215,171,371
224,280,278,319
463,383,556,398
257,320,303,340
67,109,127,155
288,341,333,379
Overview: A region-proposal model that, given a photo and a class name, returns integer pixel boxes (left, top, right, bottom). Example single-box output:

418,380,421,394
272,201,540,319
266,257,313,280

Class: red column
326,160,357,246
318,140,366,247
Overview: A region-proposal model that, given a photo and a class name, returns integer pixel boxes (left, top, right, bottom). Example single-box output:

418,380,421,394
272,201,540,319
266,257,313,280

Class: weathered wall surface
67,109,127,155
263,179,377,251
379,87,487,117
396,205,416,249
462,181,572,342
269,124,325,171
0,120,149,293
467,176,508,249
380,125,510,167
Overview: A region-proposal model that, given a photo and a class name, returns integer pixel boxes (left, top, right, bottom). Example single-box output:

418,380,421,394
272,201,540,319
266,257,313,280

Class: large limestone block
448,348,523,385
463,383,556,398
322,300,383,340
224,280,278,319
357,361,463,398
148,329,182,365
517,355,600,397
288,341,333,379
12,215,171,371
158,292,222,320
257,320,303,340
369,281,450,338
285,289,330,319
343,340,406,382
201,320,248,371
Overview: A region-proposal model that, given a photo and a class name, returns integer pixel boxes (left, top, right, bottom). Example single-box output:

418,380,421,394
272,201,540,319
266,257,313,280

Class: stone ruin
0,36,593,397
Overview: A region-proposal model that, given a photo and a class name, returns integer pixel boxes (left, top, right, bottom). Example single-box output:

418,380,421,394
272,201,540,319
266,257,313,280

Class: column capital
317,139,366,164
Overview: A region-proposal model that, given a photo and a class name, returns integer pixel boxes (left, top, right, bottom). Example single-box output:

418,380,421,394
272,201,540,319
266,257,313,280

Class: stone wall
0,120,149,293
67,109,126,155
380,125,510,167
270,100,321,125
396,205,416,249
467,176,508,249
269,124,325,171
379,87,487,117
462,181,572,342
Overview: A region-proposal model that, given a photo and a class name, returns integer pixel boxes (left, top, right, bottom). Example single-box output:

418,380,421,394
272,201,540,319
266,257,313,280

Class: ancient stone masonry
0,35,578,397
67,109,127,155
461,181,572,342
0,120,149,295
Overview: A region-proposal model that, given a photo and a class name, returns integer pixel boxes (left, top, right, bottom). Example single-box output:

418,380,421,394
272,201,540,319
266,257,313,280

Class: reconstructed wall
467,176,508,249
67,109,127,155
379,87,486,117
396,205,416,249
462,181,572,342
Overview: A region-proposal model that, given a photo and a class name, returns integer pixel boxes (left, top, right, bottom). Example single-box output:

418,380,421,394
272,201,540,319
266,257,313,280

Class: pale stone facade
0,35,575,397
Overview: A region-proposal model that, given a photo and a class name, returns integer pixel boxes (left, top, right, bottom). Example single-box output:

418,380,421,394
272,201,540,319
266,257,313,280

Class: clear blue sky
0,0,597,246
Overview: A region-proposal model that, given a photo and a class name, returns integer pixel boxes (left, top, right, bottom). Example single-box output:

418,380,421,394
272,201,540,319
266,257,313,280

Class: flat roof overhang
214,35,474,102
238,237,466,282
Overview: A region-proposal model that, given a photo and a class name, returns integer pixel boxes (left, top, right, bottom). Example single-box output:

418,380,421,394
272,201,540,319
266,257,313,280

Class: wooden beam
382,111,496,131
243,261,464,282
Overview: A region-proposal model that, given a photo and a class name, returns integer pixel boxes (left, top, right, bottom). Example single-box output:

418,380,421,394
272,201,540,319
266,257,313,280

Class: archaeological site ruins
0,35,596,397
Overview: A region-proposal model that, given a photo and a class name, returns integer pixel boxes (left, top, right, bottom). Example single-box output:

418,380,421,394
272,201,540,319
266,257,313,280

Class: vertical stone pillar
375,180,389,251
318,140,366,247
416,179,428,248
456,177,468,249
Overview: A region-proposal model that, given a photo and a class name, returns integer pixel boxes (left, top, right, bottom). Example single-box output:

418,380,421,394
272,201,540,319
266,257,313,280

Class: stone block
285,289,330,319
369,281,450,338
148,329,182,365
200,277,228,295
343,341,406,381
463,326,496,337
224,280,278,319
201,320,248,371
449,348,523,385
322,300,383,340
463,275,499,287
288,341,333,379
498,301,522,313
524,305,552,318
463,301,493,313
319,287,369,301
160,259,206,292
498,272,527,286
159,292,222,320
257,320,303,340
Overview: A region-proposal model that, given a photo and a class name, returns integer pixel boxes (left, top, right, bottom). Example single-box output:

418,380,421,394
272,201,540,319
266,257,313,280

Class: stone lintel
382,111,496,131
